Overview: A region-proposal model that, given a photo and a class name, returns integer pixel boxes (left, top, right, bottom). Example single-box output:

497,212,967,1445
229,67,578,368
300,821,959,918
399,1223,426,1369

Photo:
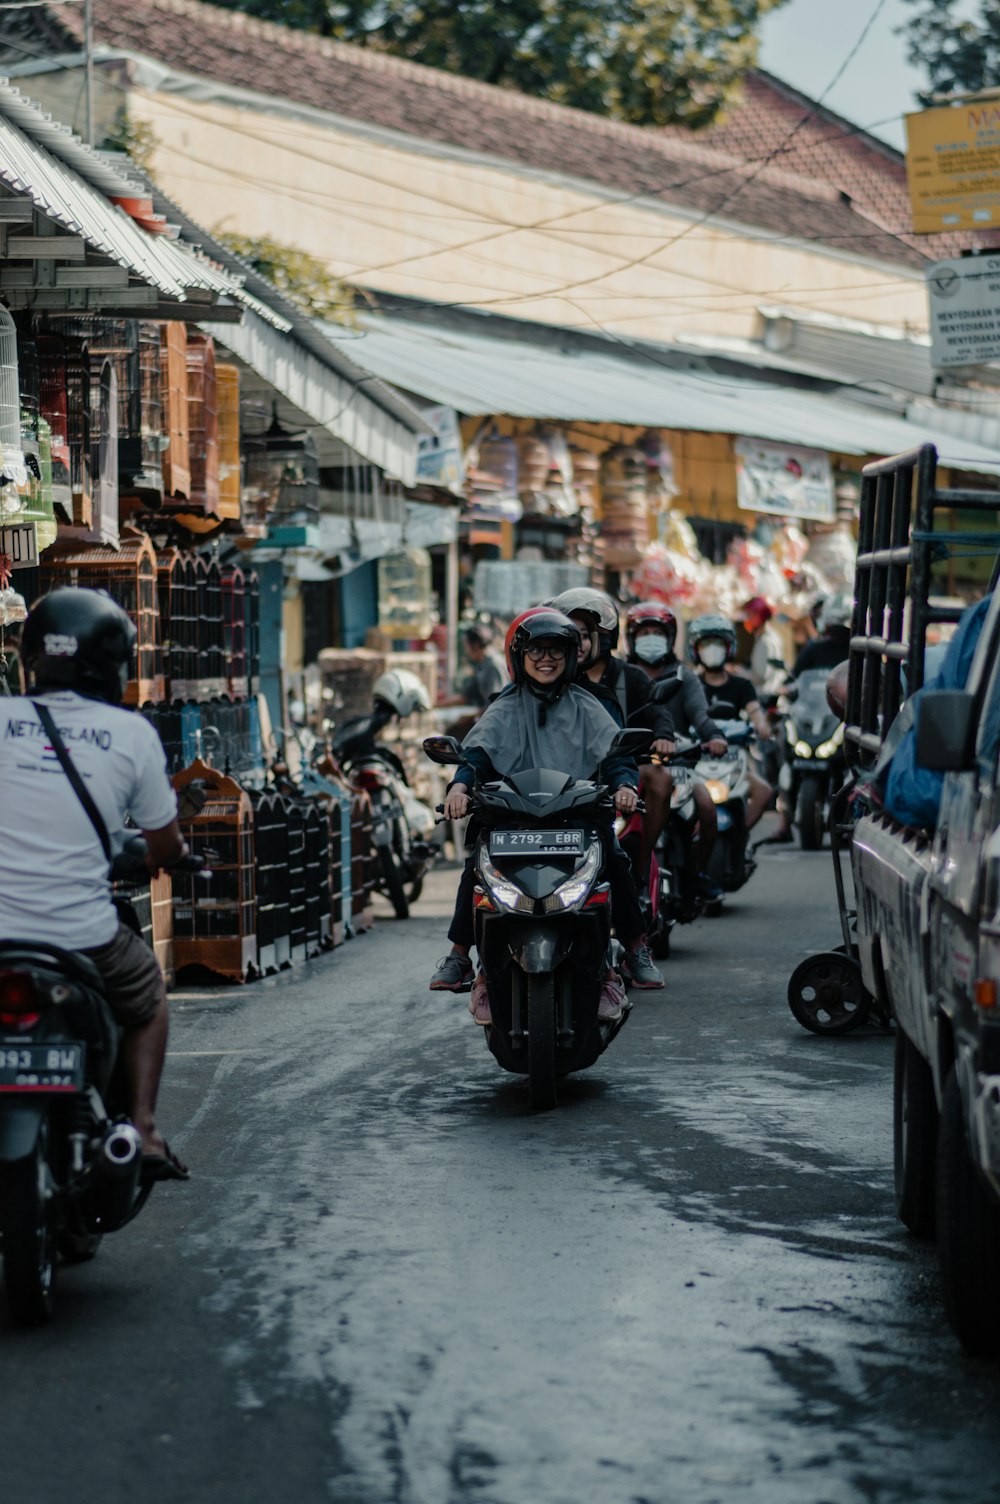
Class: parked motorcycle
423,728,648,1109
0,836,208,1325
333,670,439,919
696,715,757,895
778,669,845,850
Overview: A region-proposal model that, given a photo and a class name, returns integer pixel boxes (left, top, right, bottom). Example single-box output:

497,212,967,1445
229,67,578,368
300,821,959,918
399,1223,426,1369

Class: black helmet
508,608,581,697
23,588,136,704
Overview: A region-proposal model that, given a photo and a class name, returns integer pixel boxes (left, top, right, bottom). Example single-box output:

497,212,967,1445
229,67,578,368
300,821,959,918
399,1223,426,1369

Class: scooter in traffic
696,718,757,895
616,740,703,960
778,669,845,850
423,729,648,1109
0,836,209,1325
334,670,439,918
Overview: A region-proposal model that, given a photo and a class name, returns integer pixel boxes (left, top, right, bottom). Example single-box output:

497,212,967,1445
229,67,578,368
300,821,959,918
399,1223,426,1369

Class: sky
760,0,979,151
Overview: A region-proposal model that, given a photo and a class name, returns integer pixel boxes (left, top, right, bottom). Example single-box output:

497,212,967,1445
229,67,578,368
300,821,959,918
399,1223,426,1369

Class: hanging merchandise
539,428,577,518
465,426,521,521
378,547,433,639
0,307,26,529
640,429,679,512
599,444,649,568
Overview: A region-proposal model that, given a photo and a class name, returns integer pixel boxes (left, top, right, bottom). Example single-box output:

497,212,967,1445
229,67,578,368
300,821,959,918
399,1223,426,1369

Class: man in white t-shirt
8,589,190,1180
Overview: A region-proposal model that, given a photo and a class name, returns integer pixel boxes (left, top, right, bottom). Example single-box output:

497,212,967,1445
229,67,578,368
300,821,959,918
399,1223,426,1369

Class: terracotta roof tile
5,0,993,274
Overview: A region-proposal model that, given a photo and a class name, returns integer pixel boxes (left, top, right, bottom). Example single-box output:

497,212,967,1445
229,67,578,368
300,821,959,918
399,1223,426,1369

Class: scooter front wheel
377,845,410,919
526,973,557,1111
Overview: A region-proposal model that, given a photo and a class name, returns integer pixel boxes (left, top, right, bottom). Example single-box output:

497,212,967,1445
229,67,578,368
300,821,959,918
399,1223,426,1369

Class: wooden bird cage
284,797,308,965
183,331,219,520
60,357,119,548
74,317,163,507
351,788,375,932
303,802,331,954
220,563,247,696
41,529,165,704
160,322,190,503
247,789,291,975
168,552,199,694
172,758,256,982
216,362,241,524
245,569,260,692
195,554,226,690
38,333,91,527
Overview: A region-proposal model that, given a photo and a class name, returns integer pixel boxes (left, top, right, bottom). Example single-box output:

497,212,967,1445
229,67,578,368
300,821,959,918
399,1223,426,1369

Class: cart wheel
787,951,871,1035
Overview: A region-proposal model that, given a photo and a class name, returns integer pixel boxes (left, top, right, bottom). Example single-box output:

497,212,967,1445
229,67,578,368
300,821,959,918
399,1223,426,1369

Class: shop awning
0,79,248,316
338,310,1000,478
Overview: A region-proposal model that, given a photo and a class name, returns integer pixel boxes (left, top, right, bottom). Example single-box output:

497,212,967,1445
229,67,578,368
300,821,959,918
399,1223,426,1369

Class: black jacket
580,657,676,740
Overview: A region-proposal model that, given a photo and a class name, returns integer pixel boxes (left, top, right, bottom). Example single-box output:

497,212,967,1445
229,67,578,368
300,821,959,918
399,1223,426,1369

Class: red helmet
505,607,581,691
504,606,552,679
742,595,773,626
624,600,677,659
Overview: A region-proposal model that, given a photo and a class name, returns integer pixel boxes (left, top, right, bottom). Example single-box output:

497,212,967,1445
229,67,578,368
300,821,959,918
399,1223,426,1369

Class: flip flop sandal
140,1141,190,1183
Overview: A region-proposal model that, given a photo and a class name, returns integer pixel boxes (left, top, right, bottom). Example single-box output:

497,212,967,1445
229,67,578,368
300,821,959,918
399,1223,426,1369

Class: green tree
901,0,1000,101
215,232,356,324
212,0,788,128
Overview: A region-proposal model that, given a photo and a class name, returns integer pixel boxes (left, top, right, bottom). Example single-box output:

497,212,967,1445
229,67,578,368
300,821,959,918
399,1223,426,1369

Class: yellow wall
125,87,930,346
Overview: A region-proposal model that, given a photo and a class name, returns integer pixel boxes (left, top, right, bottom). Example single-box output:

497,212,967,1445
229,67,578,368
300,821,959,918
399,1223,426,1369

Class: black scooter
0,837,207,1325
424,729,648,1109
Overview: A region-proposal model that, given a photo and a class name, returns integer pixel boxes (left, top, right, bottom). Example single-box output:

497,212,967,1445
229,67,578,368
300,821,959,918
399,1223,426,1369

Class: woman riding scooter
549,588,678,893
688,613,773,831
428,607,664,1010
624,601,727,903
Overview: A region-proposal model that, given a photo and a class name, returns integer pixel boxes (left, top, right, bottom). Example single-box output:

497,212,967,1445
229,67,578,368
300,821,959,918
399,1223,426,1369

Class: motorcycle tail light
0,970,41,1031
354,769,382,791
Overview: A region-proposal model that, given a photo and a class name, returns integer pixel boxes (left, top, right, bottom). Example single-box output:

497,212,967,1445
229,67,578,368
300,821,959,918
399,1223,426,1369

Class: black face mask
597,632,615,661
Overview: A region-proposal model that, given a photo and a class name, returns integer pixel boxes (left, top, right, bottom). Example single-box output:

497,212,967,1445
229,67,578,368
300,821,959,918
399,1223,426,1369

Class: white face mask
697,642,728,669
634,634,670,665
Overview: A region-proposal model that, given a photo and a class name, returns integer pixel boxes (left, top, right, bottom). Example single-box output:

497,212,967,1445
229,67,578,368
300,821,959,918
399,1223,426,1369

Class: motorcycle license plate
0,1042,84,1093
491,830,585,858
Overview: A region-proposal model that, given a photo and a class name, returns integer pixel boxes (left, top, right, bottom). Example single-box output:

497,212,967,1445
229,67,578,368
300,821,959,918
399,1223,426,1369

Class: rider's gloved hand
705,738,727,757
443,787,471,820
652,738,677,758
614,785,639,816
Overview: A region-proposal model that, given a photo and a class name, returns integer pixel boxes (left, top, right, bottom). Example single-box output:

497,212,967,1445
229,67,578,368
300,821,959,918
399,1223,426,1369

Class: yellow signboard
905,101,1000,234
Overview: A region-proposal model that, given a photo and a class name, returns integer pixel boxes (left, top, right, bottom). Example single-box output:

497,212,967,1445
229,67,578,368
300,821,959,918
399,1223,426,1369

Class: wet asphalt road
4,844,1000,1504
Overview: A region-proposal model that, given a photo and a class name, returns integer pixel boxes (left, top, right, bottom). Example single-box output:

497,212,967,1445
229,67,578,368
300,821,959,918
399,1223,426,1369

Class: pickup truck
846,444,1000,1356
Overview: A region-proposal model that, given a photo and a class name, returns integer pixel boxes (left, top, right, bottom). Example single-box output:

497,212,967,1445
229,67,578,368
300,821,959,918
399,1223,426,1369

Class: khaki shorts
83,923,165,1030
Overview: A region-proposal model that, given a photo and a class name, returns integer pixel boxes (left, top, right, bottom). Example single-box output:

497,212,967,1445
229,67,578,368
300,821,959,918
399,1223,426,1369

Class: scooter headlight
543,844,602,913
793,740,813,759
815,725,845,759
479,852,534,914
702,778,731,804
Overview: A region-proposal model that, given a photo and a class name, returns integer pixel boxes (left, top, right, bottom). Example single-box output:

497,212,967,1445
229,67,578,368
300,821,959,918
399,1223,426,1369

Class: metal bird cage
172,757,257,982
57,357,120,548
41,530,165,704
303,801,331,954
195,553,226,689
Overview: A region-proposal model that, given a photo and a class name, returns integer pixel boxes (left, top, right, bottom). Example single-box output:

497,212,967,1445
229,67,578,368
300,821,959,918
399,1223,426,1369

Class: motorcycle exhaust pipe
90,1123,143,1229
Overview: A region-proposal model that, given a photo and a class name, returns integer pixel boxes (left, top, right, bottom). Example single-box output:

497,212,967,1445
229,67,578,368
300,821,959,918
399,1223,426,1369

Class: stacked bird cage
37,332,91,525
182,331,220,524
73,317,163,507
195,554,226,690
160,322,190,503
56,356,120,548
247,789,291,975
171,758,257,982
221,563,247,696
216,362,241,525
42,531,165,704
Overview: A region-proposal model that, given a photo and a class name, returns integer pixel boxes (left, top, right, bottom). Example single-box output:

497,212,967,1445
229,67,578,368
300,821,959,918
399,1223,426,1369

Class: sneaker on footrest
598,969,627,1022
468,971,492,1026
429,953,474,992
622,941,664,990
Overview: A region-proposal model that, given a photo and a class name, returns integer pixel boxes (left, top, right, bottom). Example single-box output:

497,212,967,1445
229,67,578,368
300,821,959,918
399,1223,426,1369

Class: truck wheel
1,1135,57,1326
377,845,409,919
937,1070,1000,1356
797,779,825,851
527,973,557,1111
787,951,870,1034
894,1029,937,1238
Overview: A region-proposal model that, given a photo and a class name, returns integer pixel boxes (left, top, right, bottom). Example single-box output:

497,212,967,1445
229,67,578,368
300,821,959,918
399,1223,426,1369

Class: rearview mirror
609,727,653,758
916,690,977,773
423,734,465,766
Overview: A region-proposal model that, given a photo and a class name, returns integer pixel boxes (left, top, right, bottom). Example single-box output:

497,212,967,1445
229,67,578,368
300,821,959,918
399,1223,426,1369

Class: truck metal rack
788,443,1000,1034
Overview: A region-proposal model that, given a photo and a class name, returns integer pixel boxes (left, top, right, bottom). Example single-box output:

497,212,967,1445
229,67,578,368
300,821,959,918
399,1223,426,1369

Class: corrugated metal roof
341,310,1000,477
0,77,247,308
